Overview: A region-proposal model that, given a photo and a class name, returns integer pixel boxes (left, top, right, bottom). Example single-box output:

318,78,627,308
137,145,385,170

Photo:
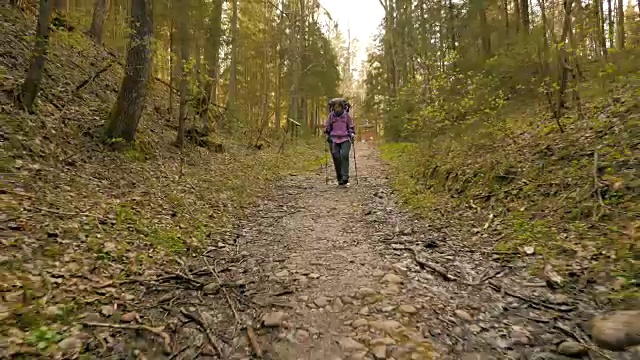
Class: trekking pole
324,141,329,185
352,138,359,185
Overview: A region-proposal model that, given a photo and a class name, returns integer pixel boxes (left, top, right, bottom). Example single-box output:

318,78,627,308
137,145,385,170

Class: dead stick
246,324,263,357
179,308,225,358
80,321,171,353
204,258,240,322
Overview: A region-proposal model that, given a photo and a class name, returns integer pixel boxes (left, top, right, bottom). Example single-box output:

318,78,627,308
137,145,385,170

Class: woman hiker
325,98,355,186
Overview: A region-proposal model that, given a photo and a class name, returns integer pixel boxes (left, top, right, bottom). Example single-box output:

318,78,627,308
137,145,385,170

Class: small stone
381,273,403,284
369,320,404,334
275,270,289,277
332,297,344,311
372,344,387,359
589,310,640,350
358,306,370,315
398,305,417,314
454,309,473,322
350,351,368,360
100,305,115,317
523,246,535,255
355,287,377,299
295,329,310,342
262,312,287,327
468,325,482,333
308,273,321,279
203,282,220,294
57,335,85,354
381,285,400,295
121,312,139,323
352,319,368,328
381,305,396,312
339,337,366,351
371,337,396,345
556,341,587,357
299,295,309,302
314,296,330,307
342,296,355,304
373,270,385,277
510,326,531,345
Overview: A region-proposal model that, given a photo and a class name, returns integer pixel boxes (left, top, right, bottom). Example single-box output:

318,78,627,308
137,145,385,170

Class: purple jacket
325,112,355,144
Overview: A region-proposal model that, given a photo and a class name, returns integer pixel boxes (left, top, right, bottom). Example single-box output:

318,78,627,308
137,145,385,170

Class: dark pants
330,140,351,184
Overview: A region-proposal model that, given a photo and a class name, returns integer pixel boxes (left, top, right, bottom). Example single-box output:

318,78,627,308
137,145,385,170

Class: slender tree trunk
19,0,54,113
54,0,68,14
478,0,491,56
607,0,614,48
616,0,625,49
88,0,110,44
521,0,530,32
176,4,189,148
200,0,223,134
514,0,521,33
554,0,574,131
227,0,238,111
594,0,608,58
169,20,174,116
105,0,153,141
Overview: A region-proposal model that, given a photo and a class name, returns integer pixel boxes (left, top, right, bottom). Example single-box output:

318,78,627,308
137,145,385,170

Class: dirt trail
204,143,634,360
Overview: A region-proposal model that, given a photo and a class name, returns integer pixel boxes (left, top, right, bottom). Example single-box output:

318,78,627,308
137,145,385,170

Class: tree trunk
514,0,521,33
227,0,238,110
55,0,68,13
176,5,189,148
169,20,174,116
607,0,614,48
104,0,153,141
88,0,110,44
478,0,491,56
554,0,574,131
19,0,54,113
596,0,607,58
616,0,624,49
201,0,223,134
521,0,530,32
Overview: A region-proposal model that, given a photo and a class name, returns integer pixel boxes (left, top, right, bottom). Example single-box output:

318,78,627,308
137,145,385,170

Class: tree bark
88,0,110,44
200,0,223,134
19,0,54,113
554,0,574,131
616,0,624,49
607,0,614,48
54,0,68,14
227,0,238,111
105,0,153,141
596,0,608,58
521,0,530,32
176,3,189,148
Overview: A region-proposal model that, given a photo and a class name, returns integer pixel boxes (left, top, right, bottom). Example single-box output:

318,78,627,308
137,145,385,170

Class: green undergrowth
380,79,639,306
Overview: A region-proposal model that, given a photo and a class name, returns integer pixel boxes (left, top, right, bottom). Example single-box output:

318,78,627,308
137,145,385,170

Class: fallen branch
246,324,263,357
487,280,576,312
73,61,115,93
179,308,225,357
80,321,171,354
554,322,614,360
204,258,240,322
592,151,606,220
404,247,458,282
27,205,103,219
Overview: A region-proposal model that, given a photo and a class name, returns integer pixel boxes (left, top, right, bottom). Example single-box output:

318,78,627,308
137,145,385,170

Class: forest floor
42,141,630,360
